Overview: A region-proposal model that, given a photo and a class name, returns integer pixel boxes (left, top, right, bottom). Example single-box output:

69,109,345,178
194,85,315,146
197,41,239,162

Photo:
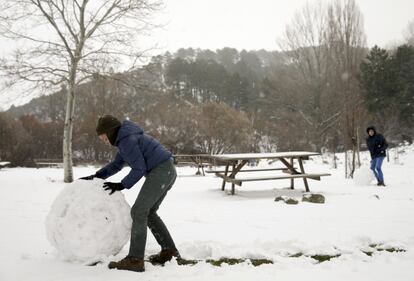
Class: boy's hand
103,182,125,195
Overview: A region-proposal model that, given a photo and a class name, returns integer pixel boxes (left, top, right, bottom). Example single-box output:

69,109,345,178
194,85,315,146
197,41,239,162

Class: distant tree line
0,113,63,166
1,81,256,166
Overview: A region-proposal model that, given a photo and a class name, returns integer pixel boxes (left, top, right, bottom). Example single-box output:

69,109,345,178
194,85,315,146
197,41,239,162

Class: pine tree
392,45,414,125
360,46,396,114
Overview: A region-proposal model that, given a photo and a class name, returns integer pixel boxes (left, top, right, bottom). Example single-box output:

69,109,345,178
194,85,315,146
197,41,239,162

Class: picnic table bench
173,154,212,176
207,152,330,195
34,158,63,168
0,161,11,169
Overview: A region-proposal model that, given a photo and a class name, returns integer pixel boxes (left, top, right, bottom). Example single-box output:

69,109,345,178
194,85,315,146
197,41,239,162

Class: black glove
79,174,96,180
103,182,125,195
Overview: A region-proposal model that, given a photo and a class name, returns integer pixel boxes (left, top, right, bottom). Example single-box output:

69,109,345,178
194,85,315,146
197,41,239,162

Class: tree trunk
351,144,356,178
344,149,348,178
356,126,361,167
63,65,77,183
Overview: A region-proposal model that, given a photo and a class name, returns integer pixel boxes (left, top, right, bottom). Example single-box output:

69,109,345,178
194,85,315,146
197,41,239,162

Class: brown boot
108,256,145,272
148,249,181,265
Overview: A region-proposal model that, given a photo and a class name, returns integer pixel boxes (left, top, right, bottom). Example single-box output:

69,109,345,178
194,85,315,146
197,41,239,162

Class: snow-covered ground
1,146,414,281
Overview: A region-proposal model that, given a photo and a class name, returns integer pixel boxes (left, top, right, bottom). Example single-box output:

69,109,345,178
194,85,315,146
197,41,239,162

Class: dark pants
370,156,385,183
128,158,177,258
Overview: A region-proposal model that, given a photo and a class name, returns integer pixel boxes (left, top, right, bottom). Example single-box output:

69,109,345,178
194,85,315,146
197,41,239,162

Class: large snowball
45,179,132,262
353,167,375,186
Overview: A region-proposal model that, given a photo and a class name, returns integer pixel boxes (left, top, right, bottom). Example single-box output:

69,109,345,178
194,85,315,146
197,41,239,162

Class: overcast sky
151,0,414,52
1,0,413,55
1,0,414,110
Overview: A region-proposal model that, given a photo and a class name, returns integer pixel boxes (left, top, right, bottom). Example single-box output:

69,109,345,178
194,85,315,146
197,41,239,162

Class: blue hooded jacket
366,126,388,160
95,120,172,189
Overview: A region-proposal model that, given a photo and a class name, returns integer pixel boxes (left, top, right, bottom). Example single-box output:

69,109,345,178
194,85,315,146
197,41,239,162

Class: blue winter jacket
366,127,388,160
95,120,172,189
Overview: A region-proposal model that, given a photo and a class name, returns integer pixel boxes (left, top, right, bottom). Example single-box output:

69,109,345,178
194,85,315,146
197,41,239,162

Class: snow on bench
0,161,11,169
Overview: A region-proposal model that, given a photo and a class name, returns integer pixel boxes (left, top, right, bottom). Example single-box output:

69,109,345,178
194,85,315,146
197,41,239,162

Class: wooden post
199,156,205,176
221,163,229,191
279,157,300,174
197,156,205,176
290,157,294,189
194,156,201,175
298,157,310,192
228,160,248,195
231,162,236,195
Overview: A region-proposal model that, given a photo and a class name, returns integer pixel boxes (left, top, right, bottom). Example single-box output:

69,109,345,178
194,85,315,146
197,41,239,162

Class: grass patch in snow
289,253,340,262
289,253,303,258
288,244,407,262
310,254,341,263
362,251,374,257
206,258,274,267
206,258,245,266
364,243,406,255
176,258,199,266
249,258,274,266
176,258,274,267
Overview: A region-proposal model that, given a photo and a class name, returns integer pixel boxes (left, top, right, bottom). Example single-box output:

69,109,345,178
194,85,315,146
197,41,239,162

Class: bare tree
0,0,161,182
326,0,366,177
405,19,414,46
278,1,344,151
278,0,366,177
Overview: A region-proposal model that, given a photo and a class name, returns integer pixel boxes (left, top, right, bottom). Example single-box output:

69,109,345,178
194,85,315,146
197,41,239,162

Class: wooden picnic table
173,154,212,176
0,161,11,170
207,152,330,195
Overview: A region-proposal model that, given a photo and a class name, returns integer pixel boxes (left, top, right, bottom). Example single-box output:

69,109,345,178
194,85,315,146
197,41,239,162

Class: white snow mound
353,166,375,186
45,179,132,262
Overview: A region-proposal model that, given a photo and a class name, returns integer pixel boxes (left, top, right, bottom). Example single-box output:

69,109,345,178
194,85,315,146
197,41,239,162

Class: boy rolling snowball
80,115,180,272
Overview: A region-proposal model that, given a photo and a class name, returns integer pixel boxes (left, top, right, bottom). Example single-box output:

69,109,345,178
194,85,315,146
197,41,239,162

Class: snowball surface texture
353,167,375,186
45,179,132,262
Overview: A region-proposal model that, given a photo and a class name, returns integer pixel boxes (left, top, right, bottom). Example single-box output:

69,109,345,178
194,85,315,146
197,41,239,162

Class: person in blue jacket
80,115,180,272
366,126,388,186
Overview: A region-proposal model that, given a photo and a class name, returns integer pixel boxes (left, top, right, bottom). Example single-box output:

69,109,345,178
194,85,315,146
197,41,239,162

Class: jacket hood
366,126,376,135
114,120,144,145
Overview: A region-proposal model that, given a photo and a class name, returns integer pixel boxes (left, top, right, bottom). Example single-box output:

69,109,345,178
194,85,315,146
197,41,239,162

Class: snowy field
1,146,414,281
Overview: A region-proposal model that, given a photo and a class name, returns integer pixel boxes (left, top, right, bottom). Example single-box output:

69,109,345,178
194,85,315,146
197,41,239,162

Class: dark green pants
128,158,177,258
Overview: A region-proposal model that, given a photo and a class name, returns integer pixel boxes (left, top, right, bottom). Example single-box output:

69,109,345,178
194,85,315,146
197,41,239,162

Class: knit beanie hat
96,115,122,145
96,115,121,136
